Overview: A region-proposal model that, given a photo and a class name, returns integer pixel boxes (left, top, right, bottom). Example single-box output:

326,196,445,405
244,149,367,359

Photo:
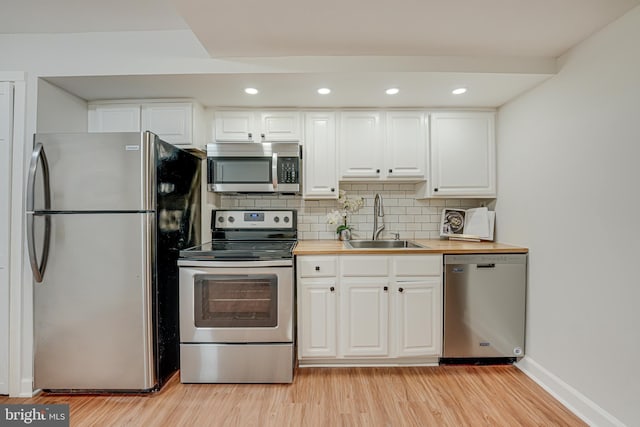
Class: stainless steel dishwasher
442,254,527,363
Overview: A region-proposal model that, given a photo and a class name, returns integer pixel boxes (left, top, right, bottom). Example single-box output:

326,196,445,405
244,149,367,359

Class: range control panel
214,210,296,229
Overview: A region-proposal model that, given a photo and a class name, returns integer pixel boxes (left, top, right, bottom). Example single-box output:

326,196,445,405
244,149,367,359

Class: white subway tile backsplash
388,207,406,215
213,183,484,240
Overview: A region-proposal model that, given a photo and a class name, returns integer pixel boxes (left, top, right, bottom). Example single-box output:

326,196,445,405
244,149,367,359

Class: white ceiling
5,0,639,108
173,0,640,58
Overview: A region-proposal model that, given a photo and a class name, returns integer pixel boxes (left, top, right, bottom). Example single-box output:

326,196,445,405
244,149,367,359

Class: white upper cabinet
141,103,193,145
260,112,302,142
339,111,383,179
88,101,204,146
88,104,140,133
303,112,338,199
214,111,301,142
339,111,426,181
428,111,496,197
213,111,255,142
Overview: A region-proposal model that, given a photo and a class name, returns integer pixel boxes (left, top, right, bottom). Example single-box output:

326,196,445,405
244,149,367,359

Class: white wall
496,6,640,426
36,80,87,132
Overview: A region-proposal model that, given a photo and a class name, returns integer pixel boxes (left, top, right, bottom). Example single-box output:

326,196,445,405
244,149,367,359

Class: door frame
0,80,13,395
1,72,29,397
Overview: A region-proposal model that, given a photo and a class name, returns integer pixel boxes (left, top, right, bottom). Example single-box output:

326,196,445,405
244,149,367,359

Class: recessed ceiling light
385,88,399,95
317,88,331,95
244,87,259,95
452,87,467,95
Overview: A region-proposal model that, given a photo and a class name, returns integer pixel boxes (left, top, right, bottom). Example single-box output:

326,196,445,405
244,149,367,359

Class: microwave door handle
272,152,278,190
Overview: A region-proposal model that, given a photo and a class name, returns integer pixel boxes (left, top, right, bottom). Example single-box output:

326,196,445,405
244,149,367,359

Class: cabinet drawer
298,256,337,277
393,255,442,277
341,255,389,276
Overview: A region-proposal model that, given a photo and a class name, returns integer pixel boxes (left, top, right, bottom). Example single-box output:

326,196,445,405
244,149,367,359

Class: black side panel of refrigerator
154,140,202,386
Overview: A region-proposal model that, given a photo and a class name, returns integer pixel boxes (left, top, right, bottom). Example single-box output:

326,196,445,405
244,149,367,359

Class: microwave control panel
278,157,299,183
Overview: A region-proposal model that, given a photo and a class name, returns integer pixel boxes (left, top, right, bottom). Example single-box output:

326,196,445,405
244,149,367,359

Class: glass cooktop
179,240,296,261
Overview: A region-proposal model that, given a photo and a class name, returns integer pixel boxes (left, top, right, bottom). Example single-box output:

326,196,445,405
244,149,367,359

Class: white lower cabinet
340,278,389,357
296,254,442,365
299,279,337,358
394,278,441,357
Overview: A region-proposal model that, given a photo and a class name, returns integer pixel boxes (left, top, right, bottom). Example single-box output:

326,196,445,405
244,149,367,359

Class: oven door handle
272,152,278,190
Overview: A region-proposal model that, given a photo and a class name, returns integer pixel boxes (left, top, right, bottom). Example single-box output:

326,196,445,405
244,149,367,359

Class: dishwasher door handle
477,263,496,268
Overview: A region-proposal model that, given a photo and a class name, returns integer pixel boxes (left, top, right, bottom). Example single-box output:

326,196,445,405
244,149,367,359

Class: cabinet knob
331,188,335,192
434,188,438,192
376,169,380,173
383,286,388,292
399,287,404,293
261,133,265,140
330,286,335,292
248,132,252,139
388,169,392,173
315,266,320,271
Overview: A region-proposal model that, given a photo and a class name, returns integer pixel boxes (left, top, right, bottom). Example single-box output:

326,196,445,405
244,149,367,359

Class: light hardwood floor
1,366,586,426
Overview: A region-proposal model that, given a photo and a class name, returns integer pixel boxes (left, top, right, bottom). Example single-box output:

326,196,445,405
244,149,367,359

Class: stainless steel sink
344,240,425,249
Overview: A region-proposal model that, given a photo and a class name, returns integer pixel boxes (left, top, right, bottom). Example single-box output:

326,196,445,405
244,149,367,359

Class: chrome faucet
372,193,385,240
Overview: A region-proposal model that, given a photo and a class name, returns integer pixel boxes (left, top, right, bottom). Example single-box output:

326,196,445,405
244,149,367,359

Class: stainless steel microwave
206,142,301,193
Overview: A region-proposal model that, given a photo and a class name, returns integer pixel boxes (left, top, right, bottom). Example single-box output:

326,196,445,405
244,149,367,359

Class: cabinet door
214,111,256,142
385,111,427,179
394,279,442,357
339,111,383,179
340,278,389,357
261,111,301,142
429,112,496,197
303,112,338,199
88,104,141,133
298,279,337,358
141,103,192,145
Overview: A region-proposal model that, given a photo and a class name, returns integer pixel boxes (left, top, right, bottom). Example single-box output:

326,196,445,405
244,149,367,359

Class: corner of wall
516,357,625,427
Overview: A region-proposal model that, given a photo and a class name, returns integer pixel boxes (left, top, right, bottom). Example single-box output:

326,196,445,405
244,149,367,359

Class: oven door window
212,158,271,184
194,274,278,327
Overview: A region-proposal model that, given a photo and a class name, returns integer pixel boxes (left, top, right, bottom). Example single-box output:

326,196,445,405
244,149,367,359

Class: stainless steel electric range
177,209,297,383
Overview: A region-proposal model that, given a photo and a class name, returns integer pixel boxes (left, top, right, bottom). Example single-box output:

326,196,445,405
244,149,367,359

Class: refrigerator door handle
26,143,52,282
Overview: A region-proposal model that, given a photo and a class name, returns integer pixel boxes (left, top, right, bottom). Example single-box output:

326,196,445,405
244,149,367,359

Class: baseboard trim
18,378,35,398
516,357,624,427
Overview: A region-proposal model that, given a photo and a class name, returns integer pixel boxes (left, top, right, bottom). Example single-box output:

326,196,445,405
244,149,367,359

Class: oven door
179,260,293,343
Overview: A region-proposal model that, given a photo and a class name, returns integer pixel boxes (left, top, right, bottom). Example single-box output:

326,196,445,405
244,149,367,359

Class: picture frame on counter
440,207,495,242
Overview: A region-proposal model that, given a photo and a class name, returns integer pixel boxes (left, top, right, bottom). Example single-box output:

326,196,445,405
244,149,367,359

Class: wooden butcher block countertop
293,239,528,255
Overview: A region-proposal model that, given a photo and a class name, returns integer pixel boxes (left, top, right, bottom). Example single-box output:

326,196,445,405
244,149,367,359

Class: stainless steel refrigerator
27,131,201,392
